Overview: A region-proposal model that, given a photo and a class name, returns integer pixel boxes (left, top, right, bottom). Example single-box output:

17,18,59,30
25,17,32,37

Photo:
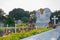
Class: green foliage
33,16,36,23
0,37,3,40
9,8,30,20
0,28,53,40
0,23,29,32
16,23,29,29
21,17,29,23
0,28,6,31
0,9,6,22
0,9,5,15
0,15,4,21
30,10,36,14
5,16,15,27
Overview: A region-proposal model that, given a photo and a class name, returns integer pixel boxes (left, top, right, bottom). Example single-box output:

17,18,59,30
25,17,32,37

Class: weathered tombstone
36,8,51,28
52,16,58,25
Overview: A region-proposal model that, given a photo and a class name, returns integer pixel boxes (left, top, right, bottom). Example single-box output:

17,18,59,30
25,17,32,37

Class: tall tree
9,8,30,23
0,9,5,15
0,9,6,22
5,16,15,27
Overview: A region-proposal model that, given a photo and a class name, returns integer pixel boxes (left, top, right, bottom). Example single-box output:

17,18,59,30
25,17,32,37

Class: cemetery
0,27,53,40
0,8,60,40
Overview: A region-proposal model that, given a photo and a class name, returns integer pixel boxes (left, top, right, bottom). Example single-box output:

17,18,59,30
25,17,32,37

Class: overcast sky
0,0,60,14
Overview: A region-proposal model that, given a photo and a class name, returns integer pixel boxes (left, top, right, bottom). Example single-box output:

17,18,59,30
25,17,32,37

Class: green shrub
0,28,53,40
0,37,3,40
16,23,29,29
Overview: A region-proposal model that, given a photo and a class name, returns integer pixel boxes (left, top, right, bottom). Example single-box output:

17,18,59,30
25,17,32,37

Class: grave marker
52,16,58,25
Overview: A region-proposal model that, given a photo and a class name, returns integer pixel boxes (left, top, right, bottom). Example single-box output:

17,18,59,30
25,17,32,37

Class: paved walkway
22,26,60,40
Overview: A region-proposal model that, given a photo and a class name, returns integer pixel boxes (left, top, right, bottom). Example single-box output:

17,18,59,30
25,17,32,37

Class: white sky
0,0,60,14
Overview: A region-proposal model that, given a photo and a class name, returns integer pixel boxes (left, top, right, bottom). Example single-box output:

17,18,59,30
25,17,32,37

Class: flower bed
0,28,53,40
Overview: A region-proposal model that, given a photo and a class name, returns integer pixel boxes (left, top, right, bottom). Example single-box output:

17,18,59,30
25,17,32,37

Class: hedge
0,28,53,40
